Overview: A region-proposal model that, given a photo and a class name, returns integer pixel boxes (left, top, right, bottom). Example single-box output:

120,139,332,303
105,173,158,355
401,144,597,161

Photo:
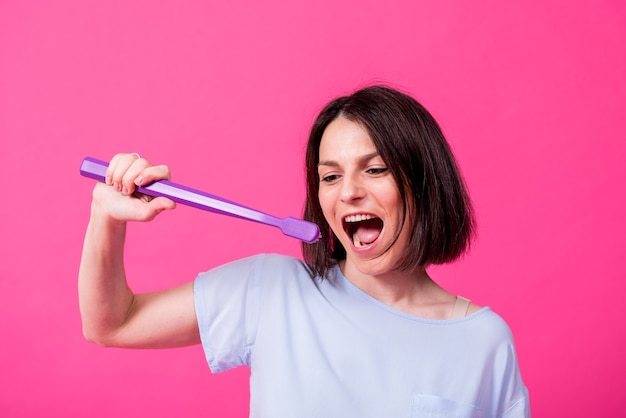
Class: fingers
134,164,172,188
105,153,171,196
94,153,176,223
105,153,140,193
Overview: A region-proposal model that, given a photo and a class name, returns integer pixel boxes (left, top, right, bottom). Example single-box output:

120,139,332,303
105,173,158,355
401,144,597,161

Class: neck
339,259,455,318
340,259,430,302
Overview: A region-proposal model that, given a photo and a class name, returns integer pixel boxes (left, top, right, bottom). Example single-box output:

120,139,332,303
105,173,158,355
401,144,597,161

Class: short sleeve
500,395,531,418
193,254,264,372
485,317,531,418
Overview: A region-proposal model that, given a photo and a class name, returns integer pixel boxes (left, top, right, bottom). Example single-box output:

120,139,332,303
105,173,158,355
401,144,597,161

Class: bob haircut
302,85,475,277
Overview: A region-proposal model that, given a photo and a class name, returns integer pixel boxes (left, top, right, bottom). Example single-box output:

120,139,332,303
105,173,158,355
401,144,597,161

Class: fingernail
105,175,112,185
135,175,143,186
122,186,129,195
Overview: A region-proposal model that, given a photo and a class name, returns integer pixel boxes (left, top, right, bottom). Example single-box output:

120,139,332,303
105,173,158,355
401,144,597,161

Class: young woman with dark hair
303,86,475,276
79,85,530,417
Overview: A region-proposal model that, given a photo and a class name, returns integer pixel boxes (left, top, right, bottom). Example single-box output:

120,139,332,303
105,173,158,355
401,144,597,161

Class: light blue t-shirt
194,254,530,418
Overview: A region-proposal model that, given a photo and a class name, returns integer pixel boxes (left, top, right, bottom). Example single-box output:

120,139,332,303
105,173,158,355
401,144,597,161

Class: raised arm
78,153,200,348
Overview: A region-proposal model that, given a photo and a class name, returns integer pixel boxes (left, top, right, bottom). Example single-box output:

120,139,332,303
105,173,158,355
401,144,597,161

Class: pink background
1,1,624,416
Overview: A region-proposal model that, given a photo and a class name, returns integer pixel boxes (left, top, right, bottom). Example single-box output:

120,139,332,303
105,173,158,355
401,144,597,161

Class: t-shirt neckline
328,263,491,324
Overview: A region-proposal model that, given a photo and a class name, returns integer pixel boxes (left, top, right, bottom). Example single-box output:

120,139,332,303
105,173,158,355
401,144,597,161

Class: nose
340,174,365,203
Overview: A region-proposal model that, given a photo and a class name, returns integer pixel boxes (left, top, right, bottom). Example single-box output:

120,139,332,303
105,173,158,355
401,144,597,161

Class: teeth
344,214,376,248
352,232,365,248
344,214,374,223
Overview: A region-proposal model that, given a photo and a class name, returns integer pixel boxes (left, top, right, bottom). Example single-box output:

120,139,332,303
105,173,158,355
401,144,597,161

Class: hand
92,153,176,223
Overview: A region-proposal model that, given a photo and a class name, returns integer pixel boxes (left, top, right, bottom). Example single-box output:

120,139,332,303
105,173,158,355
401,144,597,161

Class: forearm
78,203,135,346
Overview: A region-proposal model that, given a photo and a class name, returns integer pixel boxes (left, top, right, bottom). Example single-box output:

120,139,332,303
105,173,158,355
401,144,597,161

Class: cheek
395,194,414,240
378,184,408,233
376,181,403,212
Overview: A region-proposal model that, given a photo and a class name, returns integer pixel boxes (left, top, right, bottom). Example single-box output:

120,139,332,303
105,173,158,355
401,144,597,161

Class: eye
366,166,388,175
320,173,340,183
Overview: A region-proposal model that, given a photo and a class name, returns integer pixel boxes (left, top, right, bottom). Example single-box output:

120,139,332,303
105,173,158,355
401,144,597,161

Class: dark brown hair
302,85,475,277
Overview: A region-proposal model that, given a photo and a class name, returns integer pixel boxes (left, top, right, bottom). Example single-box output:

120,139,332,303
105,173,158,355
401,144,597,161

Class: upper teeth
344,214,374,223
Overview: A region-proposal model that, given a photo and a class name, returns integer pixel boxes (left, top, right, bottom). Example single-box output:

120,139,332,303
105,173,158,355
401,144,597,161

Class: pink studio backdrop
1,1,624,416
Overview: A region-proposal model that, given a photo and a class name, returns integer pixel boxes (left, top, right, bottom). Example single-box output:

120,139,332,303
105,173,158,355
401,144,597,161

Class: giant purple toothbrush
80,157,320,243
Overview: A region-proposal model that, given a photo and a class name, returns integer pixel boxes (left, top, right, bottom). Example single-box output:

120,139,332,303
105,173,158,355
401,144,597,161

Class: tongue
355,219,382,245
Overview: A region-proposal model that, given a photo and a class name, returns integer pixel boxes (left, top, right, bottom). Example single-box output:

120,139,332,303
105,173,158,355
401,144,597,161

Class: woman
79,85,530,417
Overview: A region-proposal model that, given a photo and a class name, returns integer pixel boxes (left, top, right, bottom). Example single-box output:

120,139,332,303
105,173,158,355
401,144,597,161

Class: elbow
81,325,117,348
82,327,106,347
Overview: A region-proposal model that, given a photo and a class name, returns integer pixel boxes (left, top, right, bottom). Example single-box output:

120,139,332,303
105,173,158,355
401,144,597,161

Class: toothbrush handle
79,157,320,243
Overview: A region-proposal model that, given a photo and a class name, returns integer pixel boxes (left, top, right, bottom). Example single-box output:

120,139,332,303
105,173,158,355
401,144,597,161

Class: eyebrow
318,151,381,167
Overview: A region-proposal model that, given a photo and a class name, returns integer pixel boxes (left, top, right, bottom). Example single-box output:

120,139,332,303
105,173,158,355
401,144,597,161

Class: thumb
141,197,176,221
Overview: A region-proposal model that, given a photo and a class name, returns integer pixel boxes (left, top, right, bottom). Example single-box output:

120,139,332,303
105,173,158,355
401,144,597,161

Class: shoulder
199,253,306,272
467,301,482,316
197,253,314,285
261,253,314,272
462,308,517,347
455,309,525,389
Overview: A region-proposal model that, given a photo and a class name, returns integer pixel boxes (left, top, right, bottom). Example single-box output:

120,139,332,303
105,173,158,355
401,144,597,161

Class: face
317,117,411,278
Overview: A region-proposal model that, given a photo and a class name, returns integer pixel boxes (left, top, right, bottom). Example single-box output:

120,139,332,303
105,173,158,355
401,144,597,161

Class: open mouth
343,214,384,248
